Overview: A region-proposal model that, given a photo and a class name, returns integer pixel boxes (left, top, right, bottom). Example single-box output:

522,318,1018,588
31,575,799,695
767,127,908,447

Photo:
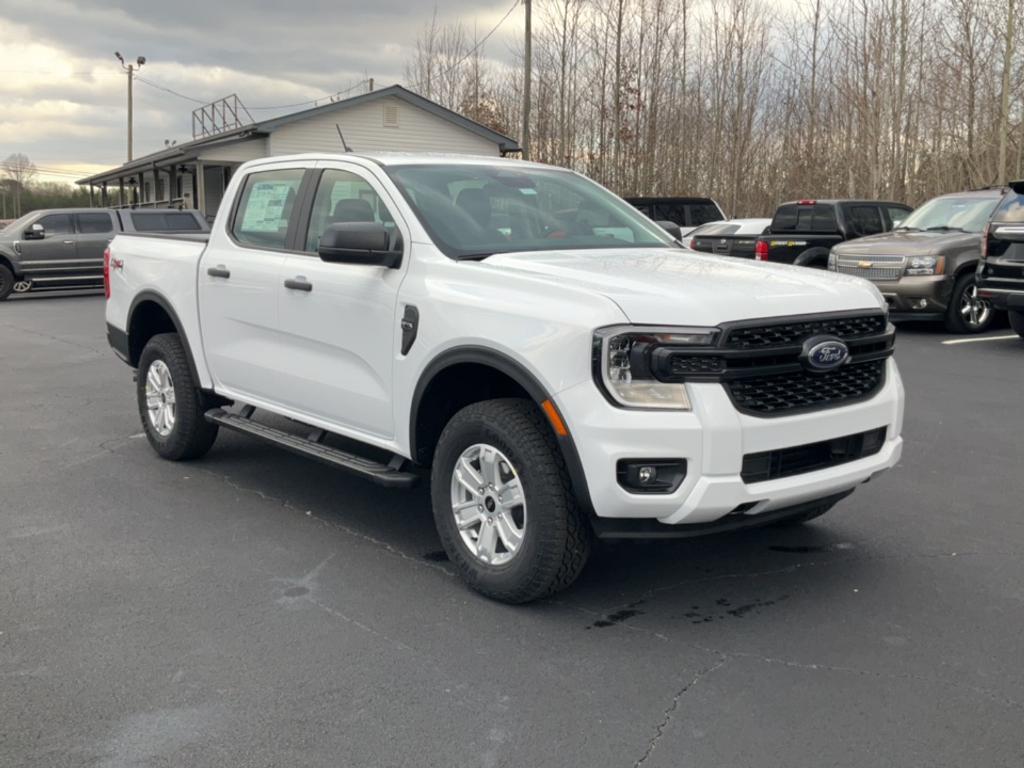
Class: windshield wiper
925,225,966,232
893,225,921,232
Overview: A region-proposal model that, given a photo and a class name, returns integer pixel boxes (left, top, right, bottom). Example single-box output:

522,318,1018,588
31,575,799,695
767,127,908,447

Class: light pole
115,52,146,162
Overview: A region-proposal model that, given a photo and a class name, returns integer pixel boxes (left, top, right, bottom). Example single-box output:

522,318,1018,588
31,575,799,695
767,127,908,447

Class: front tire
945,272,993,334
0,265,14,301
430,398,591,603
1010,310,1024,338
136,333,218,461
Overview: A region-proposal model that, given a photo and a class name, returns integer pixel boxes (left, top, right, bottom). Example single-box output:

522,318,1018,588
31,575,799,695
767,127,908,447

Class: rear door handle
207,265,230,279
284,277,312,292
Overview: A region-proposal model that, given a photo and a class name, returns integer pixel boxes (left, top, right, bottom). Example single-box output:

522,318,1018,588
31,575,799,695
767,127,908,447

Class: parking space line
941,334,1020,346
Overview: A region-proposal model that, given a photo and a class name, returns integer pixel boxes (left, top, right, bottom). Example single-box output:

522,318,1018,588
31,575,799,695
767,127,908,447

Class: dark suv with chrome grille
978,181,1024,337
829,189,1003,333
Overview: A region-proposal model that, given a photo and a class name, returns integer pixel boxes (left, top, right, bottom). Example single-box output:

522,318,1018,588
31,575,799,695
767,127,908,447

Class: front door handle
63,240,74,245
284,277,312,292
207,265,231,279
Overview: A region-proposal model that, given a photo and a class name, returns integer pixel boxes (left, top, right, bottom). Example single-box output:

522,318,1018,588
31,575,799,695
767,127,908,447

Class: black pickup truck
755,199,913,268
978,180,1024,337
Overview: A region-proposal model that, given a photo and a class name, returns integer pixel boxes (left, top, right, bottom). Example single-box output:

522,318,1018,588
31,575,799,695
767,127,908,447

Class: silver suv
0,208,208,300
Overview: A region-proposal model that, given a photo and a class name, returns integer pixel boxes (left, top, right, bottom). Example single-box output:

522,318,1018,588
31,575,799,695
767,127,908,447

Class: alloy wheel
449,443,527,566
960,283,991,329
145,359,177,437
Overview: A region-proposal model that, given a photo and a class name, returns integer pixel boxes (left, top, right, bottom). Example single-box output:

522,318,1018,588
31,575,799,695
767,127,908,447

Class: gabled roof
78,84,520,185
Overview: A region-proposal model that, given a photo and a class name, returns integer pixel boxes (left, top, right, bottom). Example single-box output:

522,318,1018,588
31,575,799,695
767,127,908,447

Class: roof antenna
335,123,352,152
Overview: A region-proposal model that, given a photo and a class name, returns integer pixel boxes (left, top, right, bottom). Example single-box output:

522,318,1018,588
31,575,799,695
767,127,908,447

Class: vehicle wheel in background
1009,310,1024,338
430,398,591,604
945,272,993,334
136,333,219,461
0,265,14,301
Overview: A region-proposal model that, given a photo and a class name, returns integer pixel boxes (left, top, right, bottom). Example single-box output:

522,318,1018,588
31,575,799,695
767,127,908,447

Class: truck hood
833,230,979,257
482,248,884,325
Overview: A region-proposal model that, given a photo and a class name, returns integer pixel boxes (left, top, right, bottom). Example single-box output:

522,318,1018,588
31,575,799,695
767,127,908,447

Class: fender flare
794,247,832,268
127,290,203,385
410,346,594,515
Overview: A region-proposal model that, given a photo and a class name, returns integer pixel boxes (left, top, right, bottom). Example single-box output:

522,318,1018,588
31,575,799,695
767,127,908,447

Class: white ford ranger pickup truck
105,153,904,603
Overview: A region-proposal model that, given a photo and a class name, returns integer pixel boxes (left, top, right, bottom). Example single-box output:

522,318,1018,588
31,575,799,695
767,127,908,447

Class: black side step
205,408,419,488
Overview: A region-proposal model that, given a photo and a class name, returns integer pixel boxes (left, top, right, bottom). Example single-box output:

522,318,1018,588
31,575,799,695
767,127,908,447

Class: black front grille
741,427,887,483
724,314,887,349
727,359,886,415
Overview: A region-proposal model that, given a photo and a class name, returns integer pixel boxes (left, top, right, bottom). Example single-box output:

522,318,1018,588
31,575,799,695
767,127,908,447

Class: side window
131,212,203,232
76,212,114,234
34,213,74,235
305,169,399,252
232,169,305,249
847,205,884,236
688,203,723,226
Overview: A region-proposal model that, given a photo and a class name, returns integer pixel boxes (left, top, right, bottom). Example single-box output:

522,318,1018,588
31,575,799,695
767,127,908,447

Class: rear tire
944,272,993,334
0,265,14,301
430,398,591,604
1009,310,1024,338
136,333,218,461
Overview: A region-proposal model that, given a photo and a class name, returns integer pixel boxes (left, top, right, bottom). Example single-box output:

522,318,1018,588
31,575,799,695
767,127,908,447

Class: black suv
978,181,1024,337
756,199,913,268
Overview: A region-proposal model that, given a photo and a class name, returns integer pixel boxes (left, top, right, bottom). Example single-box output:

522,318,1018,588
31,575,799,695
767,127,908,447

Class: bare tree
2,153,37,218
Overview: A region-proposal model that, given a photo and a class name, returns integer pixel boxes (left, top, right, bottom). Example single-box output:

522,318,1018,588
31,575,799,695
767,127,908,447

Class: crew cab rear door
274,161,409,439
197,164,306,402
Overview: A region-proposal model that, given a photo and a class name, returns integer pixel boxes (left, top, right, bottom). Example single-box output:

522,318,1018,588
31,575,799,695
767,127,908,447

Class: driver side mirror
656,220,682,241
23,223,45,240
318,222,402,268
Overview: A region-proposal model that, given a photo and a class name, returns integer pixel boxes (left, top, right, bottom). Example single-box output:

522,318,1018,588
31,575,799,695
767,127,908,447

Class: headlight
906,255,944,276
593,326,718,410
827,252,838,270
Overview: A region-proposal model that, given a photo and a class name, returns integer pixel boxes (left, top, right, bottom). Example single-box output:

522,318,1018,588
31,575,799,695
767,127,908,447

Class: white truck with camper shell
104,152,905,603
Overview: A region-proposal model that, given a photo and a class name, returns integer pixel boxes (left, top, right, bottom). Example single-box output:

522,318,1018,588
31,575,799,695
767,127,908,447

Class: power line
134,75,371,111
437,0,520,81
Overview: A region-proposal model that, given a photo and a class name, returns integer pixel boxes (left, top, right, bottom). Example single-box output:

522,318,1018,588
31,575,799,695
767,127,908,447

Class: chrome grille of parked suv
831,254,905,282
650,311,894,416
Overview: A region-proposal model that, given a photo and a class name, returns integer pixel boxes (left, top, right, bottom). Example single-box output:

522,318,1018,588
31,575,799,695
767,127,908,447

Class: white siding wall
198,137,268,164
268,96,500,156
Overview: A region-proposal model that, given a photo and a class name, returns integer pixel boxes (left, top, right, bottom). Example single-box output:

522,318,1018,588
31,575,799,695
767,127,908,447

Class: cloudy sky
0,0,518,183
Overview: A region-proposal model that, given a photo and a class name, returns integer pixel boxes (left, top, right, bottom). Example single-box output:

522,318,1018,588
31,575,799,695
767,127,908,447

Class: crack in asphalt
0,322,107,355
633,656,729,767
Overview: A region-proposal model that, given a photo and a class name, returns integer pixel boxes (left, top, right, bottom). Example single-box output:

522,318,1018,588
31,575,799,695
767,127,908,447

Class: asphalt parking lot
2,293,1022,768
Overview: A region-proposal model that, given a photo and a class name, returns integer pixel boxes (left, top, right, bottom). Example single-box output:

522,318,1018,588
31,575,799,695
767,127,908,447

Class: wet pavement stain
423,550,449,562
684,595,789,624
586,601,645,629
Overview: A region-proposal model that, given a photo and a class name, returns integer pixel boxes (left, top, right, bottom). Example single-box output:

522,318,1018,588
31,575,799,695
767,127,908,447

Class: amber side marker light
541,399,569,437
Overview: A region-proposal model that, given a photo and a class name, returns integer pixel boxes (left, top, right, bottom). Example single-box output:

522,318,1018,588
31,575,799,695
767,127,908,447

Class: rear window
993,193,1024,223
772,204,837,233
130,212,202,232
76,212,114,234
845,205,884,237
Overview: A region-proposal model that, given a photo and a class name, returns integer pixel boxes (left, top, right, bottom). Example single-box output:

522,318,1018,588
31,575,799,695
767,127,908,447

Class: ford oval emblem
801,336,850,372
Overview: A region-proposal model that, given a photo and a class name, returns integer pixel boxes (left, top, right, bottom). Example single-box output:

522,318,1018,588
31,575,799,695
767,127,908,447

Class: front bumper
556,358,904,526
874,275,952,318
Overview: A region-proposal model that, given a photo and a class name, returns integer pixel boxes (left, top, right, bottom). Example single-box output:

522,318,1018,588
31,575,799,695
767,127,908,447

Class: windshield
384,164,675,259
899,195,999,233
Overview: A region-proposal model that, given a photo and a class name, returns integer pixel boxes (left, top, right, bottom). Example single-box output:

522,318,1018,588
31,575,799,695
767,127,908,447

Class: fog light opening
616,459,687,494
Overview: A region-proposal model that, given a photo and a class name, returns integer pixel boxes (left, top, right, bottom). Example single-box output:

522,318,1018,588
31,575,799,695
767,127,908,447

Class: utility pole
522,0,532,160
115,52,146,162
